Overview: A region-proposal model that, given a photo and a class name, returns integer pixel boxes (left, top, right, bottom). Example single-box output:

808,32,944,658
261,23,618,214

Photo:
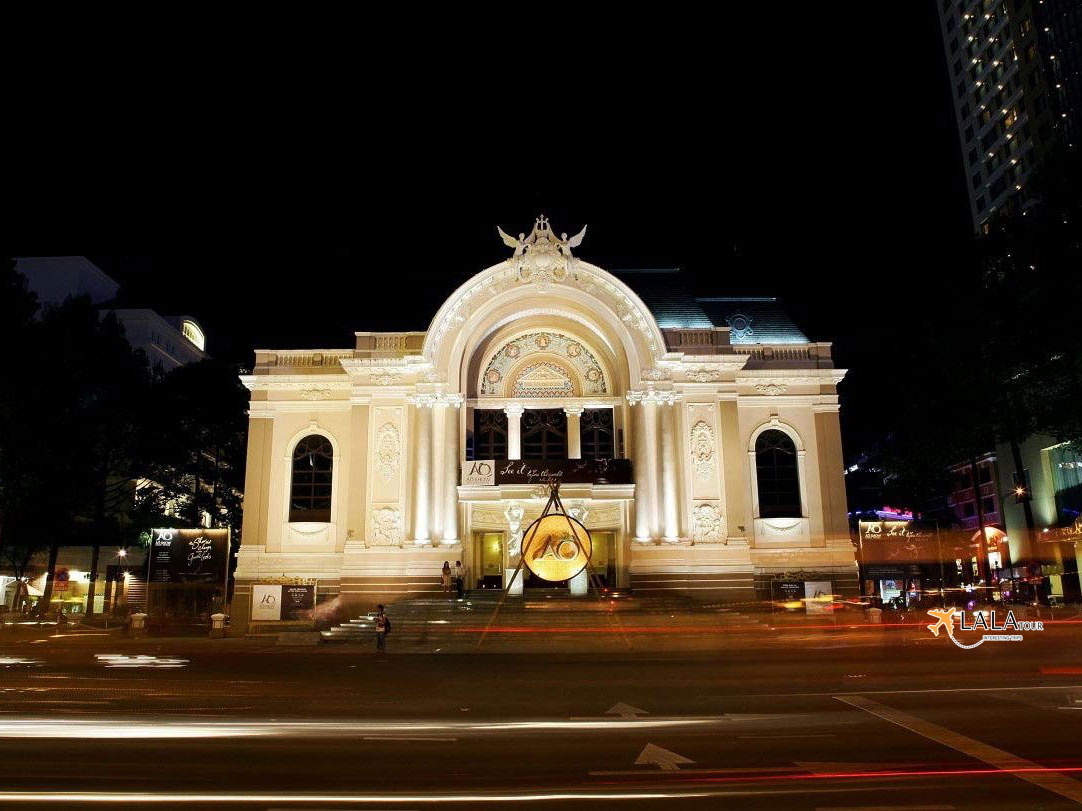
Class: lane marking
635,743,693,771
835,694,1082,805
589,766,801,776
757,683,1082,698
363,735,458,741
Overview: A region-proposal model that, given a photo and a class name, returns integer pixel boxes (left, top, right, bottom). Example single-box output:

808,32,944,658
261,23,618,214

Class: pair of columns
501,404,584,460
408,393,463,545
627,389,681,543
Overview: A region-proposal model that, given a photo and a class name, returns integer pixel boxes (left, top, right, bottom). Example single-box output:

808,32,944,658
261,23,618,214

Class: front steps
320,591,757,645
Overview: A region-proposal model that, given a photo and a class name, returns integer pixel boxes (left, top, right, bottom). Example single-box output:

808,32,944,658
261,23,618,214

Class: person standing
441,561,452,595
374,604,390,653
454,560,464,598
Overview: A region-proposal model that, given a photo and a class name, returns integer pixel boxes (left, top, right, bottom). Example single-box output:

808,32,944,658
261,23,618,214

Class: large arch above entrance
423,260,665,390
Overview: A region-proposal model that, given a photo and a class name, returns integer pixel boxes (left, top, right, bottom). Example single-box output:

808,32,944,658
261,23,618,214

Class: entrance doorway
477,532,504,590
590,531,617,587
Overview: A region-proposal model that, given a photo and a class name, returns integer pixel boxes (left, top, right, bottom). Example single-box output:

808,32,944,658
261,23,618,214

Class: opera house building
234,218,856,631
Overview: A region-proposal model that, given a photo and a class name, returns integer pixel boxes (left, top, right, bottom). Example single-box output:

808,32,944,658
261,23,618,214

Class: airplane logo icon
926,608,958,640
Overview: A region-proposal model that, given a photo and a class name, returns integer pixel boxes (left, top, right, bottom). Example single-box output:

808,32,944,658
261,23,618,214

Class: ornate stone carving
480,331,607,397
692,503,724,543
725,313,754,340
375,422,400,482
584,504,621,527
640,367,669,382
427,219,662,359
298,388,333,400
690,419,716,480
754,383,789,396
504,503,525,556
498,215,586,285
687,368,723,383
406,392,464,408
627,389,680,406
370,506,402,545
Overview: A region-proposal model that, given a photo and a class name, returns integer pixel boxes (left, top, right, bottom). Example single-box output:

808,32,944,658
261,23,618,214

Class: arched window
522,409,567,460
755,429,801,518
290,434,333,522
580,408,615,459
473,410,508,460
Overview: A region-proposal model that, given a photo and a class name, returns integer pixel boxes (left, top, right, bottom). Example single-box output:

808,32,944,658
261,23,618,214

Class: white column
658,394,681,542
628,392,653,542
441,396,463,544
410,399,431,544
645,397,661,539
505,404,524,460
564,405,583,459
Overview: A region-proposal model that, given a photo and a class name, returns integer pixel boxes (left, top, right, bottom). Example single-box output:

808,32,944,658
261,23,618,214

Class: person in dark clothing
374,604,390,652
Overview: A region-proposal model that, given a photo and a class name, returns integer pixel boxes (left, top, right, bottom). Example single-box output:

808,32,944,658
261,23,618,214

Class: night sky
18,6,968,462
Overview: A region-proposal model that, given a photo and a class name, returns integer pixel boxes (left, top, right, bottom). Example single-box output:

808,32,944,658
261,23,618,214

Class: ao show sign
146,528,231,618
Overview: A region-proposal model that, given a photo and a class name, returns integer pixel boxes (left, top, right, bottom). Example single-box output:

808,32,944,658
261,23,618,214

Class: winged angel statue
497,216,587,284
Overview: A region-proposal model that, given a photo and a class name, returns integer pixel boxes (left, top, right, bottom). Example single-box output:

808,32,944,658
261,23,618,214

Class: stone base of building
228,540,859,634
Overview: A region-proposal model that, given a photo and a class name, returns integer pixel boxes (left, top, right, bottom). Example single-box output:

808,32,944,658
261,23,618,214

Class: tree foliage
0,260,249,612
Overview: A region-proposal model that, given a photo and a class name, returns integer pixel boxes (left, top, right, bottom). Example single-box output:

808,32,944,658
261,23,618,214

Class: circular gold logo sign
521,514,592,582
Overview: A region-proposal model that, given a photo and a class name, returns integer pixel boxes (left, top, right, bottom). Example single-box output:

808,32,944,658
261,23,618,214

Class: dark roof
696,297,809,345
612,269,809,345
610,269,713,329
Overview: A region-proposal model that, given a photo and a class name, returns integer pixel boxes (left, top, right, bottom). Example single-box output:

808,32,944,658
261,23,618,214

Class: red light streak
594,764,1082,785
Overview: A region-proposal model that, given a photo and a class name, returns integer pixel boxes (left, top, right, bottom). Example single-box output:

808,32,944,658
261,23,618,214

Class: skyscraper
938,0,1081,231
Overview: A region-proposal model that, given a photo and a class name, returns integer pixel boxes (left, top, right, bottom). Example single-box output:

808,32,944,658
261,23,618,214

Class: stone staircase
320,589,757,646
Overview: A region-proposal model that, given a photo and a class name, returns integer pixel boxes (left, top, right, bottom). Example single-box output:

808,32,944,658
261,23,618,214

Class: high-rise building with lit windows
938,0,1081,231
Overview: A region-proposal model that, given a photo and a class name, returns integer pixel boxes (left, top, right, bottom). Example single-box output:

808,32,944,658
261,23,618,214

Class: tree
137,359,248,537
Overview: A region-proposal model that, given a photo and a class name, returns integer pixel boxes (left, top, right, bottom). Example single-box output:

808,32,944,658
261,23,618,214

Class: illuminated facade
233,219,856,631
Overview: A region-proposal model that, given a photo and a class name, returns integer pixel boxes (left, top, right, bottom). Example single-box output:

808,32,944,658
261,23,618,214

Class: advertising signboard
804,580,834,615
772,580,804,610
251,585,282,621
148,528,230,586
251,583,316,622
281,584,315,620
521,514,592,582
462,458,633,487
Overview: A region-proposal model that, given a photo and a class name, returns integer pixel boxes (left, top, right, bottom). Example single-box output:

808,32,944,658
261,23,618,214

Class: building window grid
473,410,508,460
579,408,616,460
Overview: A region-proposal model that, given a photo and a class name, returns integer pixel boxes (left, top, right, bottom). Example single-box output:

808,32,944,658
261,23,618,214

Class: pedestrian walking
441,561,452,594
454,560,464,598
375,604,390,652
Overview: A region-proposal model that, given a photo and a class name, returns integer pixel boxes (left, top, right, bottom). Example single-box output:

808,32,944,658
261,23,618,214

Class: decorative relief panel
298,388,334,400
375,422,400,482
754,383,788,396
480,331,607,397
690,419,716,481
584,504,622,528
686,369,723,383
691,503,724,543
369,406,403,504
370,506,402,546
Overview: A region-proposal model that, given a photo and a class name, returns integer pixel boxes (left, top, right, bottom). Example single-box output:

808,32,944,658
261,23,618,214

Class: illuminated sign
147,528,230,586
521,513,592,582
461,459,634,486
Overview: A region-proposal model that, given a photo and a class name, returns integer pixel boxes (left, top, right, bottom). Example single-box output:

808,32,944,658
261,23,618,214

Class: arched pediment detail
479,330,609,398
422,259,665,387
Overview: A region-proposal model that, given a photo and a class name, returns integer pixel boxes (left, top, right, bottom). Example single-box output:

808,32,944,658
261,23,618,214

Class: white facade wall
232,253,856,632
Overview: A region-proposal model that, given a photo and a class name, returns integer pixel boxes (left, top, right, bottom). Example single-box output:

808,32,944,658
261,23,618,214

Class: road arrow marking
635,743,694,771
606,703,648,719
